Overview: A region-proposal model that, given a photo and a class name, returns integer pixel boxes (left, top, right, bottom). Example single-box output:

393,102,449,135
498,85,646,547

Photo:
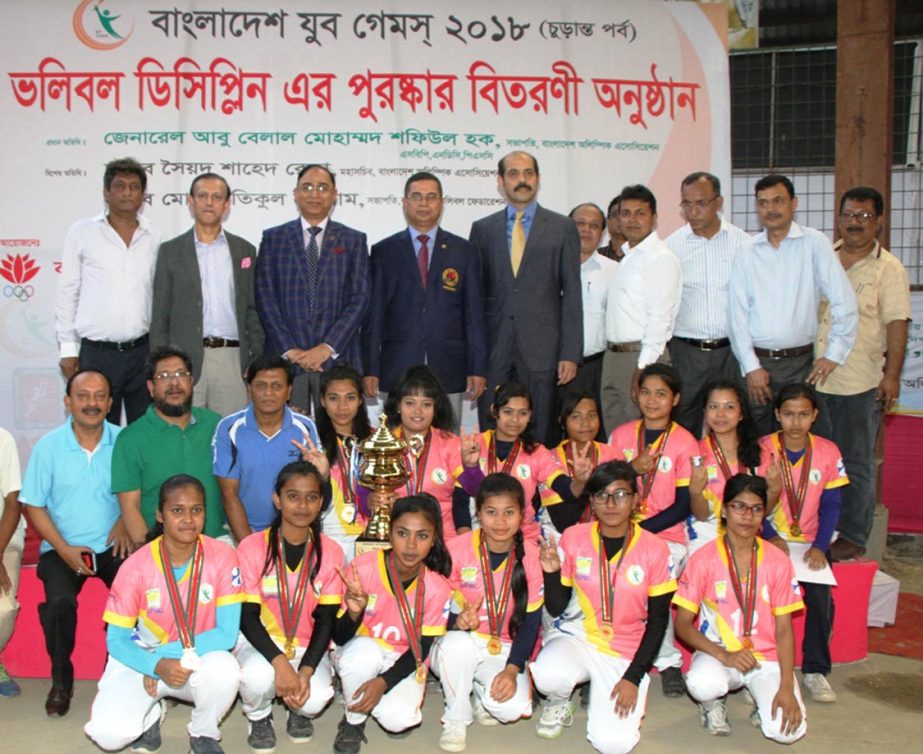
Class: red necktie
417,234,429,287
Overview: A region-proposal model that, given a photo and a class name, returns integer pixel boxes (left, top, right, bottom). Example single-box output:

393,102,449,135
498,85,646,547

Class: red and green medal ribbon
707,431,737,481
385,552,427,683
487,433,522,475
478,535,516,655
723,535,758,649
777,433,813,537
597,522,633,641
275,533,315,659
159,536,204,649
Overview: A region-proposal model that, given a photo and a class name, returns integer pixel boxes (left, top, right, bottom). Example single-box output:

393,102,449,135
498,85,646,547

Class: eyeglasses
726,500,766,516
152,370,193,382
839,210,876,224
591,489,634,507
680,196,719,211
406,192,441,204
297,183,333,194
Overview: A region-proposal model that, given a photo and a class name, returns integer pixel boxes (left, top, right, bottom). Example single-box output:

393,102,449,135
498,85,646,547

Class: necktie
417,234,430,287
305,226,321,307
510,210,525,276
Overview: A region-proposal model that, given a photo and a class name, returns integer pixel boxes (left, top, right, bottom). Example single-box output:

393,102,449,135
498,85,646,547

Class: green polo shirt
111,405,225,538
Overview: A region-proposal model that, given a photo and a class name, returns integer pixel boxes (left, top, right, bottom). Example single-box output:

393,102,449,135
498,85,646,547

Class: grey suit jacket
469,205,583,374
150,228,264,380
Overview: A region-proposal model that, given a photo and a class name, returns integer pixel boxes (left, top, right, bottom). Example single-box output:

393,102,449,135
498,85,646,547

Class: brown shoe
45,686,73,718
829,538,865,562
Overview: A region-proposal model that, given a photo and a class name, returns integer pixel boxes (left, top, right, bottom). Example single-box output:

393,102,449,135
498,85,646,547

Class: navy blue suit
363,227,487,393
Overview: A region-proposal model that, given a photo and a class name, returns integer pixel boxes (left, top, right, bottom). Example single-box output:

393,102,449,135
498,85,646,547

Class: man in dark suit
468,151,583,444
150,172,263,417
255,164,370,412
362,171,487,428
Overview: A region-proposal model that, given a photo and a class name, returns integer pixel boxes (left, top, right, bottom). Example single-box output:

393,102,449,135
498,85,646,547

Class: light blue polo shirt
212,404,320,531
19,418,121,555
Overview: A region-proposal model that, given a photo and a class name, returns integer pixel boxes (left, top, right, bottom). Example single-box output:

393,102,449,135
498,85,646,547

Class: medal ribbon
337,436,360,522
777,433,813,531
598,522,633,630
478,536,516,641
723,536,758,642
160,537,204,649
487,433,522,476
707,431,737,481
636,422,672,502
275,534,315,649
385,553,426,667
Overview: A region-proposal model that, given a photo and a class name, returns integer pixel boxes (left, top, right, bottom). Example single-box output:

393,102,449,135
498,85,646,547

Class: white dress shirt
55,211,160,357
666,219,750,340
581,251,618,357
195,230,238,340
301,216,329,253
604,232,682,368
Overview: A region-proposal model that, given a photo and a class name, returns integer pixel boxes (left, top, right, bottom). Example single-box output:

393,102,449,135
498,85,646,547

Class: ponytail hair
390,493,452,577
146,474,205,543
261,461,325,581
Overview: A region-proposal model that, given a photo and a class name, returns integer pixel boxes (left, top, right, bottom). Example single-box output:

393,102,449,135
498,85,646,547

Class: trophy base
354,539,393,556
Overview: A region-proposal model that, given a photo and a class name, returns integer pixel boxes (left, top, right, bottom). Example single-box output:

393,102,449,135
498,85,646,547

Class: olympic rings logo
3,284,35,302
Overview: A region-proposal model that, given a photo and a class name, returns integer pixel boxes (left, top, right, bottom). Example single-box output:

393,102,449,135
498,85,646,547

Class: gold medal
791,524,802,537
415,662,427,684
599,623,614,641
284,640,296,659
487,636,502,655
741,636,753,650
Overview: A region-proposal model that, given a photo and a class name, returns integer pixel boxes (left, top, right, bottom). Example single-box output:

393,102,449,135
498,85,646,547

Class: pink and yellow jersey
474,430,565,545
673,536,805,662
342,549,454,656
447,529,543,643
324,441,369,553
558,521,677,659
237,530,345,651
608,421,698,544
103,535,244,646
757,433,849,544
394,428,465,539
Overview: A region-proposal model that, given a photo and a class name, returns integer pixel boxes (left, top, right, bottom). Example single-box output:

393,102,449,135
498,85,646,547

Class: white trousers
85,651,240,750
430,631,532,724
653,539,686,671
530,632,649,754
0,545,22,651
685,651,807,744
236,635,334,721
334,636,425,731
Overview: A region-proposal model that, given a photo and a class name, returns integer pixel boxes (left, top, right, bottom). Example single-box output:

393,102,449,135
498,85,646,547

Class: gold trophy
355,424,409,555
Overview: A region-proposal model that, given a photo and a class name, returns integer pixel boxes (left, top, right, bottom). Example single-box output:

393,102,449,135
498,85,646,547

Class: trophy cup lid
361,423,407,453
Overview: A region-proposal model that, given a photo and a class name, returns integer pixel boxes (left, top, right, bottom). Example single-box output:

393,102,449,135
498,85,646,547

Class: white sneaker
699,699,731,736
535,698,575,739
439,720,467,753
472,696,499,727
739,687,755,706
803,673,837,703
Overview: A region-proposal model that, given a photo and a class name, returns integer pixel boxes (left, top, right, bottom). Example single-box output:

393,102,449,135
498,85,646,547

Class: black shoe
247,713,276,753
44,686,73,718
286,710,314,743
333,716,367,754
131,719,163,753
579,683,590,709
661,667,686,698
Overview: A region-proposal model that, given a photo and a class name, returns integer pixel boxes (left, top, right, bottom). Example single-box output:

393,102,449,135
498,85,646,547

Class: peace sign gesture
630,444,660,476
455,596,483,631
292,435,330,480
538,533,561,573
570,442,594,497
460,430,482,469
336,562,368,620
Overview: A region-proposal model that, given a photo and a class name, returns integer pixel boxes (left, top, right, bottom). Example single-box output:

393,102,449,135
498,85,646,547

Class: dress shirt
55,211,160,357
581,251,618,357
666,219,750,340
408,225,438,259
301,216,329,253
604,232,682,368
195,229,238,340
728,222,858,376
505,202,537,248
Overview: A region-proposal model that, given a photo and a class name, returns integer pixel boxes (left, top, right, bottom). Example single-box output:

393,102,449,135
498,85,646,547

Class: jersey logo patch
460,566,478,586
432,468,448,485
809,468,822,485
199,583,214,604
516,464,531,480
761,584,770,603
626,564,645,585
658,456,673,473
230,566,242,588
145,588,162,611
706,465,718,481
575,556,592,579
366,593,378,614
715,581,727,603
262,575,279,596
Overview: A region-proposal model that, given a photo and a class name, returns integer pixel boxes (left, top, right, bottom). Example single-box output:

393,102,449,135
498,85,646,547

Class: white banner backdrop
0,0,730,462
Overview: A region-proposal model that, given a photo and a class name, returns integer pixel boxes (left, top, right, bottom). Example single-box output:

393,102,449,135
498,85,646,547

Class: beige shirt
816,240,910,395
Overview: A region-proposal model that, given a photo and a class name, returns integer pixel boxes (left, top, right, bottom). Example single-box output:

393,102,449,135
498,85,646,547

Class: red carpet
868,592,923,660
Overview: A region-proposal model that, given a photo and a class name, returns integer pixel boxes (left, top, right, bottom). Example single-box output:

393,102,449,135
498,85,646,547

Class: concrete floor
3,653,922,753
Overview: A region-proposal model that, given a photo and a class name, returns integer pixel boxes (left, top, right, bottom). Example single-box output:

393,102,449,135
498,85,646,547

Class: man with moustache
728,174,858,435
111,346,225,549
255,164,369,414
666,172,750,434
363,171,487,429
601,185,682,433
813,187,910,560
19,370,130,716
468,151,582,444
56,158,160,424
150,172,263,417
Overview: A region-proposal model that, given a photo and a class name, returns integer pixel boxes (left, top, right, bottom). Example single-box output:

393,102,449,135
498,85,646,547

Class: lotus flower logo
1,253,40,301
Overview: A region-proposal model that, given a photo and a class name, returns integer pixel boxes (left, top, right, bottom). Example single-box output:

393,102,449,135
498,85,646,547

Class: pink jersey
473,430,565,544
757,433,848,544
394,428,465,538
237,529,345,650
558,521,677,659
324,437,369,547
608,421,698,544
673,536,804,662
343,549,454,656
447,530,543,643
103,535,244,646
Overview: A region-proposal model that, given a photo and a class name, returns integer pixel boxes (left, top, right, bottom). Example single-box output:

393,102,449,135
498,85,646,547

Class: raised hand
538,534,561,573
455,597,483,631
460,430,482,469
292,435,330,479
631,444,660,476
336,562,368,619
689,461,708,497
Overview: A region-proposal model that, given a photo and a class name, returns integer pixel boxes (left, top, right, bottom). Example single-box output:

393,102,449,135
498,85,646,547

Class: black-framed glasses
591,489,633,507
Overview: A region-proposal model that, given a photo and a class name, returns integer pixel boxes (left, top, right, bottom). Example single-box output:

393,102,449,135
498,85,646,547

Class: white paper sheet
787,542,838,586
